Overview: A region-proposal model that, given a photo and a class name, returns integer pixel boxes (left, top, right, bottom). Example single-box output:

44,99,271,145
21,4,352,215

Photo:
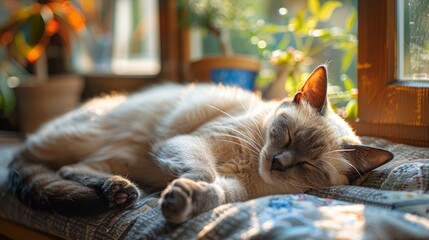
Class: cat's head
259,65,393,192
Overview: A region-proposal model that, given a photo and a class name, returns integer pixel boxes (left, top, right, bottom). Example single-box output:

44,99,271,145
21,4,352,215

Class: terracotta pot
14,74,84,133
190,55,261,90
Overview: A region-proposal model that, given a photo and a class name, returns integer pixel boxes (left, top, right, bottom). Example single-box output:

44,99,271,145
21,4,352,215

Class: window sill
347,120,429,147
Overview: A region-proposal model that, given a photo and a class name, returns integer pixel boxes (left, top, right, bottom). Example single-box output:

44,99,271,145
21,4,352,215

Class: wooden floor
0,218,56,240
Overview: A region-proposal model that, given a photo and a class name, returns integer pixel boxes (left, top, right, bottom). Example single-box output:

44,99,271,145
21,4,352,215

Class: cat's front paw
102,176,140,210
159,178,208,223
160,179,194,223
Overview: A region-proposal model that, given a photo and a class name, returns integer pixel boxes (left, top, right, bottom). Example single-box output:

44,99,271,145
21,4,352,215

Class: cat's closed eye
284,126,291,148
269,128,278,139
269,125,291,149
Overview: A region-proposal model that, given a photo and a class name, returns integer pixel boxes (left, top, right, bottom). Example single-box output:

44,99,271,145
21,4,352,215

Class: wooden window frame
353,0,429,147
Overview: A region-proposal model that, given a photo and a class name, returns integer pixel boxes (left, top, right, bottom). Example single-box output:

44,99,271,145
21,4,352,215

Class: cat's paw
159,178,216,223
102,176,140,210
159,178,196,223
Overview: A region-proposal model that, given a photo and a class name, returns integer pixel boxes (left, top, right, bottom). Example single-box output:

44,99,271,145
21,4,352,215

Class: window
180,0,428,146
397,0,429,81
72,0,161,76
355,0,429,147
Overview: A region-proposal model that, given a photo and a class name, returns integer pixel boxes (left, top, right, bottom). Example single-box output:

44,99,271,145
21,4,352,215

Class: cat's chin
258,171,309,194
258,162,305,193
258,167,276,186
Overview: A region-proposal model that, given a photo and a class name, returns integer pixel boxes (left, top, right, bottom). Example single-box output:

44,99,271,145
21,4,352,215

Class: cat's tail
7,151,110,217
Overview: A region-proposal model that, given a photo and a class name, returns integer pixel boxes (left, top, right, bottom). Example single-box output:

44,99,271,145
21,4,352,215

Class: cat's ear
342,144,394,181
293,65,328,114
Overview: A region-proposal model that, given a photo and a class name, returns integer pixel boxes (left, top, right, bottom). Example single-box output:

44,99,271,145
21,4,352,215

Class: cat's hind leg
9,154,142,216
8,157,110,216
58,164,142,211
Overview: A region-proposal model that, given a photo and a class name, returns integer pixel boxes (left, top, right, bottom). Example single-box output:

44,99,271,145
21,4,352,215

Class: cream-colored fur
11,66,392,223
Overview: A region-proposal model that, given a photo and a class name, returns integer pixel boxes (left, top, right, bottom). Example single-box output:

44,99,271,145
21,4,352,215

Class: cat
8,65,393,223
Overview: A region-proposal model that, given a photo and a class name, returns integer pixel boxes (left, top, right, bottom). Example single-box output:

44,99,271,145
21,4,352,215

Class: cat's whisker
323,155,362,178
207,104,264,148
320,158,346,183
207,139,260,156
216,126,262,151
207,104,241,122
288,179,306,189
284,180,303,192
217,133,261,154
239,100,265,144
248,119,265,146
243,128,264,151
217,125,259,147
322,149,356,156
303,161,323,172
287,179,311,193
250,156,260,162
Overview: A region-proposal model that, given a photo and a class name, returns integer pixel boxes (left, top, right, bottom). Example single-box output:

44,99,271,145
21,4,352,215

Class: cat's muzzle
270,151,300,171
270,156,284,171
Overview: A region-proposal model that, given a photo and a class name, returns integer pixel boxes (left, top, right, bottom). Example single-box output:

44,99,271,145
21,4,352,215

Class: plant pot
190,56,261,90
14,74,84,133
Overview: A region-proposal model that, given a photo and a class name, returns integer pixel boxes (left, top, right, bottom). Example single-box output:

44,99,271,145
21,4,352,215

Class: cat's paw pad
159,178,202,223
102,176,140,209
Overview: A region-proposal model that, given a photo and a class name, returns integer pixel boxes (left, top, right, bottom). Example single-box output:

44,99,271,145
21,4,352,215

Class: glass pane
398,0,429,81
72,0,160,76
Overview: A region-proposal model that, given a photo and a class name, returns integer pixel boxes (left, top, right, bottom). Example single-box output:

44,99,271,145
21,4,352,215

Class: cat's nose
271,151,293,171
270,155,284,171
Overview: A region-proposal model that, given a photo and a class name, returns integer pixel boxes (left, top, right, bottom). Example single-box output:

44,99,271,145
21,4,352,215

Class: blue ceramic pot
211,68,258,91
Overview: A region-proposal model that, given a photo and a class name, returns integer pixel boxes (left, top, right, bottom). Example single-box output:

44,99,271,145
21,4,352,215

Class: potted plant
178,0,261,90
0,0,86,133
253,0,358,119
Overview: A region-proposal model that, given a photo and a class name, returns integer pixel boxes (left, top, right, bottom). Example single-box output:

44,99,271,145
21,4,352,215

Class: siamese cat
8,66,393,223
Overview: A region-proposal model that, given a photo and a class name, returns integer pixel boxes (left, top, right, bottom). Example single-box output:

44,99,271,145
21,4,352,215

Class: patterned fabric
125,194,429,239
0,137,429,239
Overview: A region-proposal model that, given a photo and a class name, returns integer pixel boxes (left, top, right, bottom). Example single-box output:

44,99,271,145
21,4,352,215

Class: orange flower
0,0,86,63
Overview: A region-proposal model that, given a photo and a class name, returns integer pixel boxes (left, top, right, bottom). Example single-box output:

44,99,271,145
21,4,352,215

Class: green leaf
340,49,356,73
13,13,46,61
290,8,306,33
333,41,357,50
341,74,355,91
0,77,16,116
309,28,331,38
301,16,318,32
260,24,289,33
285,74,296,97
344,99,358,119
318,1,342,21
20,13,45,48
344,9,356,32
308,0,320,15
277,34,291,50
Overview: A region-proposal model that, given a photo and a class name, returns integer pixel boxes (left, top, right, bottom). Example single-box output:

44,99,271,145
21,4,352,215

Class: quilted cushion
0,136,428,239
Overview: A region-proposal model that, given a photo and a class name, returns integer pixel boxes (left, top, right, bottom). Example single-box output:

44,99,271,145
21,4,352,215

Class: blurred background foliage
0,0,86,118
0,0,358,120
186,0,358,119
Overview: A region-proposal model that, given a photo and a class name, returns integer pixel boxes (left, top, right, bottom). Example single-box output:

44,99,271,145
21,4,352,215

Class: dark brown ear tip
372,146,394,161
316,65,328,72
383,149,394,162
